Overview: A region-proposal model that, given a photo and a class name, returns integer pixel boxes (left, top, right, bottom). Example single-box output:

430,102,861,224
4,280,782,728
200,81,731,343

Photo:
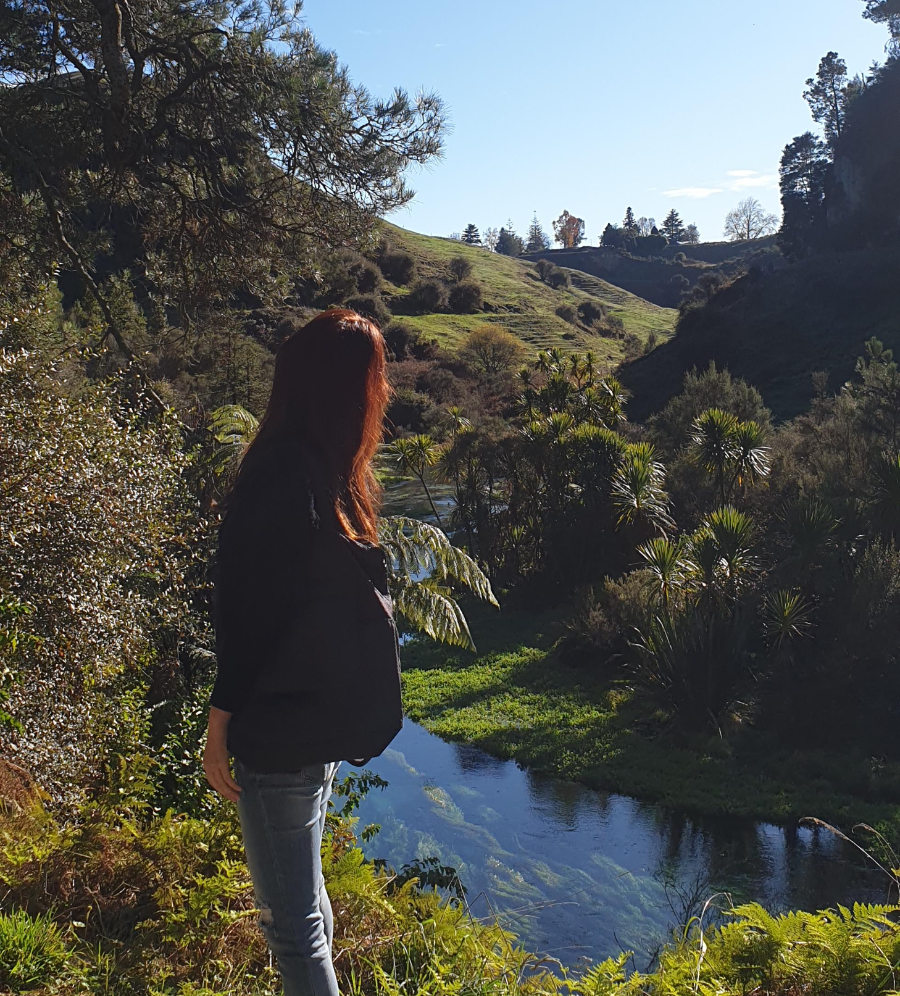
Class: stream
351,721,891,971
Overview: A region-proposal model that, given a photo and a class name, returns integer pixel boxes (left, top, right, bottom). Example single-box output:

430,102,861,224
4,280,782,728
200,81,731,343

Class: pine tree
525,214,551,253
662,209,686,243
461,224,481,245
803,51,851,146
496,222,524,256
623,206,638,231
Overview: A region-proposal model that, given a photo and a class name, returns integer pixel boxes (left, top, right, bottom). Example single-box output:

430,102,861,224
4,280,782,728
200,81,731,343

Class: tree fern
379,516,498,651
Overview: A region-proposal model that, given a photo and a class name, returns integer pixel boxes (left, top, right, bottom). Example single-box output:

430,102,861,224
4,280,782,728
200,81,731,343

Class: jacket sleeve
210,464,314,715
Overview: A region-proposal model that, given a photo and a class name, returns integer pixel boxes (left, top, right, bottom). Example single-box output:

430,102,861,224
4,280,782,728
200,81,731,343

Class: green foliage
0,337,203,805
448,280,484,314
448,256,474,282
378,248,418,286
346,292,392,328
410,278,450,313
379,516,498,651
0,911,70,994
579,903,900,996
0,0,444,328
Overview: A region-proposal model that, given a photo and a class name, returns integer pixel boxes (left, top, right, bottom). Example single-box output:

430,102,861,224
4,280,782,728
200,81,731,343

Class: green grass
400,602,900,829
381,224,677,362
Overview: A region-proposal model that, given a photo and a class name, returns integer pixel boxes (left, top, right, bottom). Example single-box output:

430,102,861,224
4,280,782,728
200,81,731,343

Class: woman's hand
204,707,242,802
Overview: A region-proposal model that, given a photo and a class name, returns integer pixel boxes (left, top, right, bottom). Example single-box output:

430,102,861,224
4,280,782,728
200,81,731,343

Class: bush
384,321,423,360
674,251,687,263
348,257,382,294
345,293,392,328
409,278,449,314
448,280,483,313
555,304,577,324
547,267,571,289
378,249,417,286
448,256,473,282
536,259,554,281
0,326,200,806
577,300,606,325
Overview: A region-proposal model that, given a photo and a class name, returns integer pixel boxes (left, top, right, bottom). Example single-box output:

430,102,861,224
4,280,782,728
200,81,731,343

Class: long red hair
239,309,390,543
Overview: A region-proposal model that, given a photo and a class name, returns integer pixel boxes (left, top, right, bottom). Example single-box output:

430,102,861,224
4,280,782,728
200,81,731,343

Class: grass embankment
400,600,900,829
381,224,677,361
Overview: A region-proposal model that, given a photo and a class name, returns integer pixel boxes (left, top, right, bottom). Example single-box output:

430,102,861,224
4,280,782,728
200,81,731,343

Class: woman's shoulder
223,440,318,528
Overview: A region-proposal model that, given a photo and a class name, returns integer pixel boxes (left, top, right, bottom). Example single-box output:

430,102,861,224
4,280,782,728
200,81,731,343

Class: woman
203,309,403,996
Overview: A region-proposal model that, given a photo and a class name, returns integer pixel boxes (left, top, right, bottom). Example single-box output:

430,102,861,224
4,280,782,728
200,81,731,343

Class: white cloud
727,174,778,191
726,170,759,177
663,186,724,199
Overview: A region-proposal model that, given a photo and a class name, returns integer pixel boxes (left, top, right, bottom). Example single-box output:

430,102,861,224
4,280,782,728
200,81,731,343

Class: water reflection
351,721,889,968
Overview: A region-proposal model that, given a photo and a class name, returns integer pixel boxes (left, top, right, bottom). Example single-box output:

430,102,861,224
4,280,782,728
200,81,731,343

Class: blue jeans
234,758,341,996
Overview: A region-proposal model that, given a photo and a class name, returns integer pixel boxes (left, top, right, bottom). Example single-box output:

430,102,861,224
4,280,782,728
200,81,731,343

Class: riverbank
400,601,900,833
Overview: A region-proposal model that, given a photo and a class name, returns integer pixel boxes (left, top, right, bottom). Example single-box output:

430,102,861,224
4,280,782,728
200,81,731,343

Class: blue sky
301,0,889,244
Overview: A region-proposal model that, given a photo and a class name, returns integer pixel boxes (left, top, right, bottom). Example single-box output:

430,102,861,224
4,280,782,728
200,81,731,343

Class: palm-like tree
763,589,813,649
728,421,770,494
638,536,687,608
705,505,756,593
389,435,445,527
692,408,739,504
378,516,499,651
610,448,675,535
780,498,839,584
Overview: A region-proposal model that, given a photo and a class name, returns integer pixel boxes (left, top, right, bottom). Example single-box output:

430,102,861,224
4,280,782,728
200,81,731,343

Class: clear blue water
351,721,891,971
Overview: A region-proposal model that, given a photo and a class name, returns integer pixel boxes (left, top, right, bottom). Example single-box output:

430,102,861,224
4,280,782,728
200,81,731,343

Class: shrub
577,300,606,325
345,293,392,328
448,280,483,313
409,278,449,314
547,267,570,289
536,259,554,281
379,249,417,286
349,257,382,294
555,304,577,324
0,328,200,806
384,321,423,360
674,251,687,263
448,256,473,282
458,325,526,385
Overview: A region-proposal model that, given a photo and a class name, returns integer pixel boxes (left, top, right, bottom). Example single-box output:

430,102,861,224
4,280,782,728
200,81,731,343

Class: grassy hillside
620,246,900,422
381,224,676,363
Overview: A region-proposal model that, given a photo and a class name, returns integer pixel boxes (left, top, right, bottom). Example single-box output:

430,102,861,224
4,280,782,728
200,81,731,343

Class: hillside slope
382,225,677,363
619,247,900,422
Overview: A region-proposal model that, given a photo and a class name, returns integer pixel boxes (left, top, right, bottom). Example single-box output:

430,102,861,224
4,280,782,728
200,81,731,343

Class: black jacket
211,438,403,771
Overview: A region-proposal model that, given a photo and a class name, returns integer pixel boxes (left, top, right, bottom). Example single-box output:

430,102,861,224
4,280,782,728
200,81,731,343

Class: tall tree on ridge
804,51,852,146
552,210,586,248
662,209,687,243
684,223,701,245
724,198,780,241
861,0,900,57
525,214,551,253
623,206,638,231
461,224,482,245
496,220,525,256
778,132,831,258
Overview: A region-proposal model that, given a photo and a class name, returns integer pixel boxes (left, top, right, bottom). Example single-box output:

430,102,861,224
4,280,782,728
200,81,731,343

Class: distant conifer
623,206,638,231
525,214,551,253
461,224,481,245
662,209,687,243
